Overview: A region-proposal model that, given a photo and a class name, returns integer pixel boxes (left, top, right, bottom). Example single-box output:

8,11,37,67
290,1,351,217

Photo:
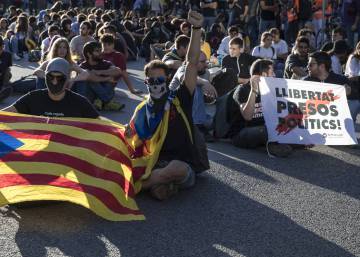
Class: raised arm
183,11,204,95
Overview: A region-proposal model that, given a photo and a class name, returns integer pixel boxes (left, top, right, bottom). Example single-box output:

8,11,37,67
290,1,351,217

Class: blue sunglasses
145,76,166,85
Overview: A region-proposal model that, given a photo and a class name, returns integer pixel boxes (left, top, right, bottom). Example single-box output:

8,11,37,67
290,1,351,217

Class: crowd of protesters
0,0,360,164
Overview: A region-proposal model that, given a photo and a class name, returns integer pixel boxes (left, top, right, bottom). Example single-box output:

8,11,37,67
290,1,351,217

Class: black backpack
211,68,238,98
298,0,312,20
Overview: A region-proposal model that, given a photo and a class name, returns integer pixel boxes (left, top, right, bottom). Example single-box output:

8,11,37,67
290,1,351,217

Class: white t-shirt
345,54,360,77
272,39,288,56
252,46,277,60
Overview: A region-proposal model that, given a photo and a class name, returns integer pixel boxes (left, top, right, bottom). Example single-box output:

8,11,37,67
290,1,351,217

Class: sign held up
259,78,358,145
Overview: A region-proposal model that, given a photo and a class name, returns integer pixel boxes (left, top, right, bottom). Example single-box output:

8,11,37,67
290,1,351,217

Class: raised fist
187,10,204,28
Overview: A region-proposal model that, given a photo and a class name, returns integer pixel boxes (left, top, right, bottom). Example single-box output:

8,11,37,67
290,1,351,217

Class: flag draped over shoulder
0,107,170,221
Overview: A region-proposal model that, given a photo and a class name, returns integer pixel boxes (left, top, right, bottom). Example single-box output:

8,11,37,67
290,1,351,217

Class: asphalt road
0,58,359,257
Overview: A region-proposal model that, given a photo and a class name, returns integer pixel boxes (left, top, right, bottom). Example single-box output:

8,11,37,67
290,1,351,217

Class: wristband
192,26,202,30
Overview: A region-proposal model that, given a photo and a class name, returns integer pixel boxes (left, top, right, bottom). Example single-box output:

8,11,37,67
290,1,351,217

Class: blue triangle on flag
0,131,24,158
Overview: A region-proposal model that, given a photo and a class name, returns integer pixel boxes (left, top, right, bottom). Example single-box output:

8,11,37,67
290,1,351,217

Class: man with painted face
132,11,207,200
2,58,99,119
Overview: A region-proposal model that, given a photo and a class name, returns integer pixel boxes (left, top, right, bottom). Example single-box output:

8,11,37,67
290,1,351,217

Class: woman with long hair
34,37,89,89
9,15,32,60
0,18,8,37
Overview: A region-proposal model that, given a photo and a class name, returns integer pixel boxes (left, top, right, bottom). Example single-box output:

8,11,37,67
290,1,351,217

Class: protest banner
259,77,358,145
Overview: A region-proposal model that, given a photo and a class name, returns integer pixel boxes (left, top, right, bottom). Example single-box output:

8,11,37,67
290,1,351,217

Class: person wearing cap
2,57,99,119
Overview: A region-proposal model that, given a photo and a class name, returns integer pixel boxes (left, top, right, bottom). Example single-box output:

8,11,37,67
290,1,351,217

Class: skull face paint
147,82,168,99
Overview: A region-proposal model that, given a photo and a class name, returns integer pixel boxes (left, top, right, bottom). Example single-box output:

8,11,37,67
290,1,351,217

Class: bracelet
192,26,202,30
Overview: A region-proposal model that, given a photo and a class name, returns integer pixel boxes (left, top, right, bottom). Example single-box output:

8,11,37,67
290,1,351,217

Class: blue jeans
73,81,115,103
192,86,212,127
259,19,276,35
348,100,360,122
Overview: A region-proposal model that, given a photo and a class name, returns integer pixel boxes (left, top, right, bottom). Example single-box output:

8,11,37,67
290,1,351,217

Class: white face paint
147,82,168,99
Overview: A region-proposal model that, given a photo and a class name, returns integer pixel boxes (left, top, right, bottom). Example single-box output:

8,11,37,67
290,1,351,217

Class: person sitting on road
231,59,293,157
100,33,142,95
284,36,310,79
69,21,95,62
222,36,258,85
2,57,99,119
34,37,89,90
128,11,209,200
73,41,125,111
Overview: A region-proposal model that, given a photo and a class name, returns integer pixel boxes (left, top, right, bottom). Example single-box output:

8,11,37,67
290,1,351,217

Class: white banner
259,77,358,145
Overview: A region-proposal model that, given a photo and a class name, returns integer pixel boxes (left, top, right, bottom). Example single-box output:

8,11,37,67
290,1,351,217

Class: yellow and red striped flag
0,109,169,221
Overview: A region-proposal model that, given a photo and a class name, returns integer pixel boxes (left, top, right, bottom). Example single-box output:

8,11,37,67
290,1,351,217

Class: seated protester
217,26,242,63
100,33,142,95
321,27,347,53
60,18,76,41
117,23,138,61
71,13,87,36
232,59,293,157
270,27,288,62
34,37,89,90
74,41,124,111
328,40,349,75
304,51,357,121
100,23,129,60
222,37,257,85
297,28,316,53
70,21,95,62
41,25,60,57
0,36,13,102
252,32,277,60
162,35,190,77
131,11,208,200
171,51,218,142
284,36,310,79
2,57,99,119
141,21,170,62
205,23,225,54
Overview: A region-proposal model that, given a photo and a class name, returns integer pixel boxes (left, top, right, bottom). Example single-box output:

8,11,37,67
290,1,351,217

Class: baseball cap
45,58,70,79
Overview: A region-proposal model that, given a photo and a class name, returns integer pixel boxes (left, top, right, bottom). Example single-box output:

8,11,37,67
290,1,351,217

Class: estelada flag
0,108,170,221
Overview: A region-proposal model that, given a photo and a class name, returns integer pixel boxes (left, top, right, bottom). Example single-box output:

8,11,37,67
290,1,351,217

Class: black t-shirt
303,72,357,100
284,53,308,79
0,51,12,86
200,0,218,17
14,89,99,118
233,83,265,127
222,53,258,79
159,84,195,166
80,59,113,71
260,0,276,20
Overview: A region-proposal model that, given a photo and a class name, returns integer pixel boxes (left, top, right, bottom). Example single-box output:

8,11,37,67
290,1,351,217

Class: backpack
298,0,312,20
257,46,276,59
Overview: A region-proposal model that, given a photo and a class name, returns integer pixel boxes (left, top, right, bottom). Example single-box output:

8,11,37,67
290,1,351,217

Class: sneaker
13,54,22,61
268,143,292,157
103,100,125,111
93,99,103,110
0,87,13,102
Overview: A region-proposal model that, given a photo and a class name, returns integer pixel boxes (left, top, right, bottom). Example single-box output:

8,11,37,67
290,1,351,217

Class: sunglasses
145,76,166,85
46,73,67,83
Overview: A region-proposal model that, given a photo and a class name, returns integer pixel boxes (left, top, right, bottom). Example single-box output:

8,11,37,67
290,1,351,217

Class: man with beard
75,41,124,111
70,21,95,61
284,37,310,79
2,58,99,119
129,11,208,200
